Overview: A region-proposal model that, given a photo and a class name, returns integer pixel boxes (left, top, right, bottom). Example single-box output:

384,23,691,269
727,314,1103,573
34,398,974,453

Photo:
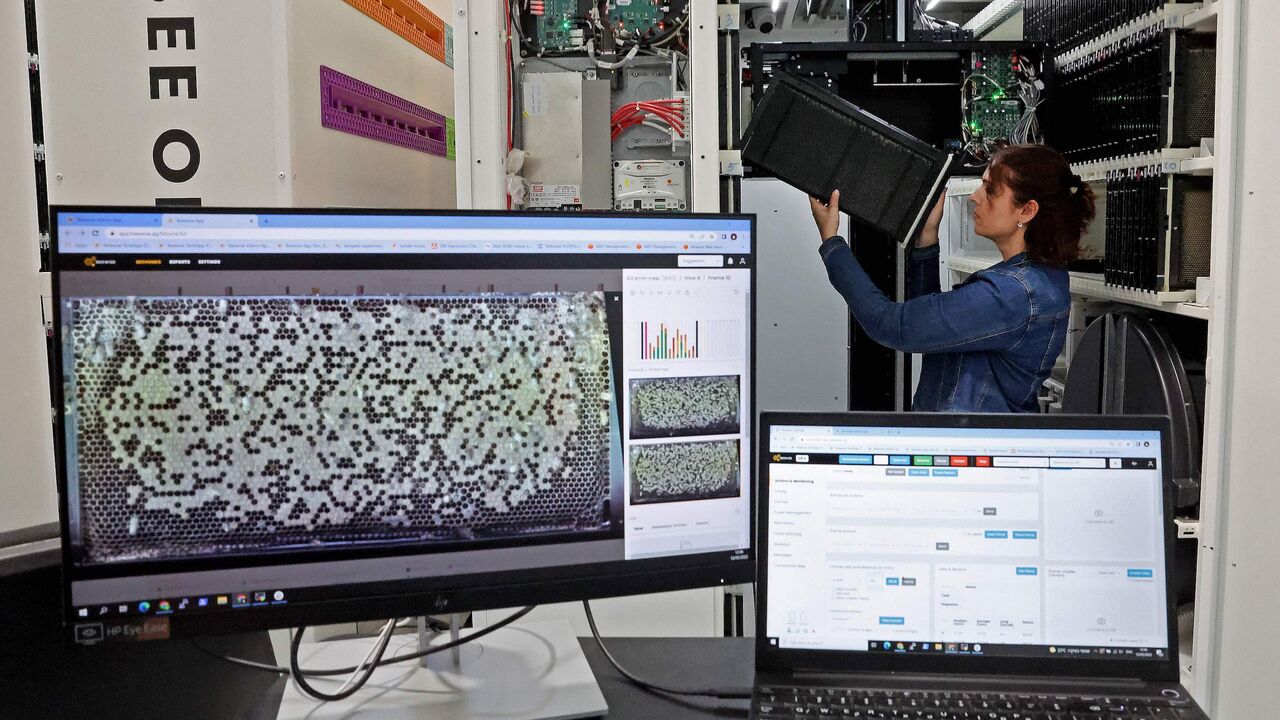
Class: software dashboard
765,425,1170,661
55,210,753,626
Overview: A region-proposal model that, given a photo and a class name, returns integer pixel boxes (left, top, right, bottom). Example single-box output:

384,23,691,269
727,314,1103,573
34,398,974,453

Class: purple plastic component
320,66,449,157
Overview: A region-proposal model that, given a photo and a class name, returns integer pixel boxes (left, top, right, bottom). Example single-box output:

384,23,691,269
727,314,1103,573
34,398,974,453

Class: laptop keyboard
754,686,1202,719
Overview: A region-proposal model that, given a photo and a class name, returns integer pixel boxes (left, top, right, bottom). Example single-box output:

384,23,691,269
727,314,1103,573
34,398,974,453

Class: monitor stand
275,617,608,720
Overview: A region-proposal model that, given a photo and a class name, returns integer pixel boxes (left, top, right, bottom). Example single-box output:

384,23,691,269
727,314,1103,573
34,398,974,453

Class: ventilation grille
342,0,453,67
320,66,454,159
1172,177,1213,288
1174,40,1217,147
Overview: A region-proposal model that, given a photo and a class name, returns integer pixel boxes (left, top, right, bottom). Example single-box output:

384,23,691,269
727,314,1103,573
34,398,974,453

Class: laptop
754,412,1208,720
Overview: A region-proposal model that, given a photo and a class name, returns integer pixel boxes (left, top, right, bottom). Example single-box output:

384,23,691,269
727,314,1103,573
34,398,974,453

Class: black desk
579,637,754,719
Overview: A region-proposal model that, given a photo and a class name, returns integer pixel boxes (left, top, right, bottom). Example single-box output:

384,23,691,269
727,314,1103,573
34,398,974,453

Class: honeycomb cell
67,293,614,564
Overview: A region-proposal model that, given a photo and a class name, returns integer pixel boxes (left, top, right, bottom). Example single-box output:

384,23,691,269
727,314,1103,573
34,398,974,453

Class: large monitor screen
52,208,755,642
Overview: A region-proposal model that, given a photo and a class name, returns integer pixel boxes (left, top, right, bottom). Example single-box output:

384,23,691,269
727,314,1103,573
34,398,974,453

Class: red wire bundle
610,99,686,142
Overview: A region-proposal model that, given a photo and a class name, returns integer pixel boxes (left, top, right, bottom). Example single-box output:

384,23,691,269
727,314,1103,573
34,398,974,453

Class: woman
809,144,1096,413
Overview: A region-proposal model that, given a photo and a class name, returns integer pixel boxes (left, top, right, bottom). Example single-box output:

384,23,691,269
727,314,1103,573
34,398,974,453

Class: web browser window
55,210,753,622
765,425,1168,661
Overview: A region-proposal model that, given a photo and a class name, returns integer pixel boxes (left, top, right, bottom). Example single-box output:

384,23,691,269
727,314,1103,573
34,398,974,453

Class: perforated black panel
1173,39,1217,147
1172,178,1213,288
741,73,954,244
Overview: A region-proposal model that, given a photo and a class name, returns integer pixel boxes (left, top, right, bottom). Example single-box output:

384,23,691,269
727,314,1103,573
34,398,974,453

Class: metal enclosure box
520,70,613,210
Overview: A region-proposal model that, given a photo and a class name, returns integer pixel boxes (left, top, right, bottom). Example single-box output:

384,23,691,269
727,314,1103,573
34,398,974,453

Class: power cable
582,599,751,700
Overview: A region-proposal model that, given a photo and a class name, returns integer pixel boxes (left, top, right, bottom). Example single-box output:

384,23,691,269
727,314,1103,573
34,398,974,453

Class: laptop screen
764,423,1170,663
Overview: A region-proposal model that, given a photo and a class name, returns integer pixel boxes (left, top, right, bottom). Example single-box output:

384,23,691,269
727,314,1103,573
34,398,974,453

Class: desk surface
262,635,756,720
252,635,754,720
579,636,754,720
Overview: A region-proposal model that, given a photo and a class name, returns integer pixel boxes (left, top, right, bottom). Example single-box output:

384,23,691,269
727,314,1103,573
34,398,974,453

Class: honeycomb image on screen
54,210,754,619
629,439,741,505
65,293,615,564
628,374,741,440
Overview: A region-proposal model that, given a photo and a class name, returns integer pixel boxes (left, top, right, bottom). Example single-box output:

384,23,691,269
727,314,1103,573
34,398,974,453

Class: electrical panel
512,1,692,212
963,49,1041,165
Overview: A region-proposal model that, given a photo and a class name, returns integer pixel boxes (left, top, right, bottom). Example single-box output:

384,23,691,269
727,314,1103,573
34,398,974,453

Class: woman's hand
809,190,841,241
915,194,945,248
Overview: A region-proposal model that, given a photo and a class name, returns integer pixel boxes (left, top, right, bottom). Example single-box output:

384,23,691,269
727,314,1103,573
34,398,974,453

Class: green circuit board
966,51,1026,141
971,99,1024,140
534,0,586,51
532,0,674,50
608,0,666,37
972,50,1021,88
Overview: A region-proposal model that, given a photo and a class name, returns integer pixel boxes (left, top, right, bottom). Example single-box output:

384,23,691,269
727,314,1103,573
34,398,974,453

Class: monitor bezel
50,205,757,639
755,411,1181,683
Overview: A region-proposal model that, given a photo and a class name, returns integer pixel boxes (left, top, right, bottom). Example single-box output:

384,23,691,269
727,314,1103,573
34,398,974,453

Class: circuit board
532,0,588,51
608,0,668,39
966,51,1025,142
528,0,678,51
970,99,1024,140
972,50,1022,88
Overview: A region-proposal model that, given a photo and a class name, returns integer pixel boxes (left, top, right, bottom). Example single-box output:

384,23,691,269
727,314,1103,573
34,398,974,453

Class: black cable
582,600,752,700
290,620,395,702
194,605,537,678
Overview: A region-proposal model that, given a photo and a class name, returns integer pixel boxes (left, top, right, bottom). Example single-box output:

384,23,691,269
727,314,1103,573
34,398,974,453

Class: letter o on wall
153,129,201,183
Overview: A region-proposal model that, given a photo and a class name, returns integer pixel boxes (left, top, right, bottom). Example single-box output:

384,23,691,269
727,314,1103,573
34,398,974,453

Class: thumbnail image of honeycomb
65,293,614,565
628,440,740,505
628,375,740,440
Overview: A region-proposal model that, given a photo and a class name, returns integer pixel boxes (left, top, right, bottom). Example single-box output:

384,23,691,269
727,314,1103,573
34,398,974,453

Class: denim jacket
818,236,1070,413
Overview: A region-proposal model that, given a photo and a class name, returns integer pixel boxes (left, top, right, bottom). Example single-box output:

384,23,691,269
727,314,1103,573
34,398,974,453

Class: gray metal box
520,70,613,210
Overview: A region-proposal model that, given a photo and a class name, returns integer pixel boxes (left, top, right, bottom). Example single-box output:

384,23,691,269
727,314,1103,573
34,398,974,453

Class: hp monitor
51,207,755,644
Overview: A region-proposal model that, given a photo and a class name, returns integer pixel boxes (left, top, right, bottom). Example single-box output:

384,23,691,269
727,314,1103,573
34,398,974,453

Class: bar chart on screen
636,319,741,361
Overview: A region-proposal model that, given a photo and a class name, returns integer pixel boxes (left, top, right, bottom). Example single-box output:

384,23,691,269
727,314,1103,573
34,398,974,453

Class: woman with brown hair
809,144,1096,413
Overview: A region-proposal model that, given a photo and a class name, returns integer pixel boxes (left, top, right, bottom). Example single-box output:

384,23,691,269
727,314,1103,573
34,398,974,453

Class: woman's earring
1016,222,1025,228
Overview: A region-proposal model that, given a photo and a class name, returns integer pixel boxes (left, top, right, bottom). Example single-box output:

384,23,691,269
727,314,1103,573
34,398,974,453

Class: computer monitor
757,412,1180,679
52,207,755,644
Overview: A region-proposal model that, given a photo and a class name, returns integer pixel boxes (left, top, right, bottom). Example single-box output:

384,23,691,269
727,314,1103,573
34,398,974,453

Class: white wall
36,0,284,206
0,0,58,534
1205,0,1280,715
285,0,457,208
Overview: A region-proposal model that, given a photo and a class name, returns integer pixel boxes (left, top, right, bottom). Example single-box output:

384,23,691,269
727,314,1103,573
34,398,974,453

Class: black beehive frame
741,71,955,245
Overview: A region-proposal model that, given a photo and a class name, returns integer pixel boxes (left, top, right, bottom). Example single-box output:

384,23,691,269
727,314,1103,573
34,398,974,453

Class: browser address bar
103,228,701,243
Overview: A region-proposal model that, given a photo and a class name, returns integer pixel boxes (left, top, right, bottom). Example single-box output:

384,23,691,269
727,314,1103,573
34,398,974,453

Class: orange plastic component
343,0,453,67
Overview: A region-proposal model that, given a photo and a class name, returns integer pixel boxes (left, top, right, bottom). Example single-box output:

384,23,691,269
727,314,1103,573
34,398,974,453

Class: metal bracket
39,233,51,252
719,149,743,177
34,143,45,162
1175,517,1201,539
28,53,39,72
717,4,741,31
627,138,670,149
